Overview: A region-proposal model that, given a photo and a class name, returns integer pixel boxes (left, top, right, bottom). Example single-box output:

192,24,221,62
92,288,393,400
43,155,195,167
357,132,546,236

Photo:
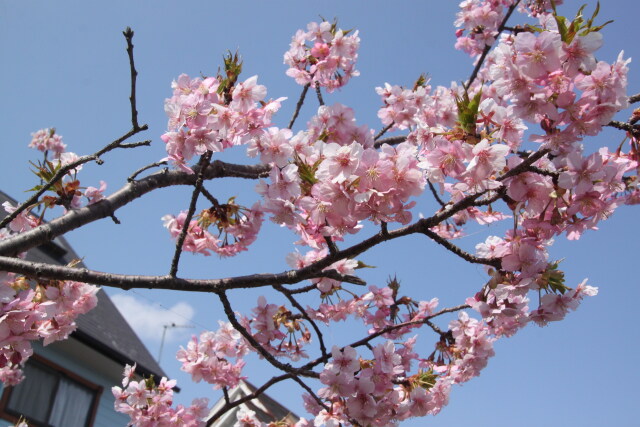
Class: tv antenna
157,322,194,364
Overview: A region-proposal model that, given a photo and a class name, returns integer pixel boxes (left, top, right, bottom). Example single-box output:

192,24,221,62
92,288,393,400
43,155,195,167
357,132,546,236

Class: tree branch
0,160,269,257
607,120,640,137
373,135,406,149
288,83,311,129
0,256,354,293
0,149,548,295
374,123,394,141
315,85,325,106
422,228,501,269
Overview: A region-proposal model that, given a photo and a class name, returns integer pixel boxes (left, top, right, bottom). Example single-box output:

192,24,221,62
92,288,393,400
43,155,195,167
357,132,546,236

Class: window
0,355,102,427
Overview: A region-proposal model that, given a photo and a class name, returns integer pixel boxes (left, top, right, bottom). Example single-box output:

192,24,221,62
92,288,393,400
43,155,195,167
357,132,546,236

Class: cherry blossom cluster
251,103,425,252
162,73,285,173
309,339,454,425
454,0,566,57
2,2,637,427
28,128,67,155
376,80,431,131
284,21,360,92
455,0,516,57
233,407,310,427
112,364,210,427
240,296,313,361
0,274,98,385
26,129,107,210
176,321,248,389
486,21,628,149
162,201,263,257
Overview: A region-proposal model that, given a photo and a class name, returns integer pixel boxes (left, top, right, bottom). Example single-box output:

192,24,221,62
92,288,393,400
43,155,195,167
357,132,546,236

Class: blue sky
1,1,639,426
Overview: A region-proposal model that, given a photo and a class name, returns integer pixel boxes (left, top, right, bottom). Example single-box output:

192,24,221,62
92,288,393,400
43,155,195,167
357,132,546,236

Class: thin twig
315,84,325,106
119,140,152,149
218,291,304,374
297,304,471,371
422,228,501,268
428,181,447,208
128,161,168,182
290,376,329,410
288,83,311,129
169,152,212,277
374,123,394,141
274,284,328,360
0,29,149,232
123,27,142,132
199,186,220,207
0,128,146,232
425,319,445,336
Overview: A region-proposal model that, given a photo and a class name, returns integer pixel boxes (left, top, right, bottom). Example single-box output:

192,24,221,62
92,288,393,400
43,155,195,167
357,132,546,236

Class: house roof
0,190,166,380
208,380,300,426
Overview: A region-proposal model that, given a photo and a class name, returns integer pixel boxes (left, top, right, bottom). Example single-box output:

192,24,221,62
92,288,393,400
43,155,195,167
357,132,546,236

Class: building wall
0,338,130,427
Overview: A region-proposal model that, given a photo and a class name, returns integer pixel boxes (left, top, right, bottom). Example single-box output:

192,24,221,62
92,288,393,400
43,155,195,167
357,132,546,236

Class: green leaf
455,88,482,135
25,184,44,192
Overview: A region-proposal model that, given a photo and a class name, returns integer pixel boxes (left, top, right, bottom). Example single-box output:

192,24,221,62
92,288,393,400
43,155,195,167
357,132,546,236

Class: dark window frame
0,354,103,427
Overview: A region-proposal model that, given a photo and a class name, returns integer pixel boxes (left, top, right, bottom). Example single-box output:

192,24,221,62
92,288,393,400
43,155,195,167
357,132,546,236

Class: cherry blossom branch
0,131,149,232
464,0,522,90
222,387,230,405
424,319,446,336
218,292,317,378
629,93,640,104
0,29,149,232
525,165,558,178
287,283,319,295
0,149,547,292
274,284,329,360
289,376,330,412
0,160,269,257
169,152,212,277
288,83,311,129
298,303,471,371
